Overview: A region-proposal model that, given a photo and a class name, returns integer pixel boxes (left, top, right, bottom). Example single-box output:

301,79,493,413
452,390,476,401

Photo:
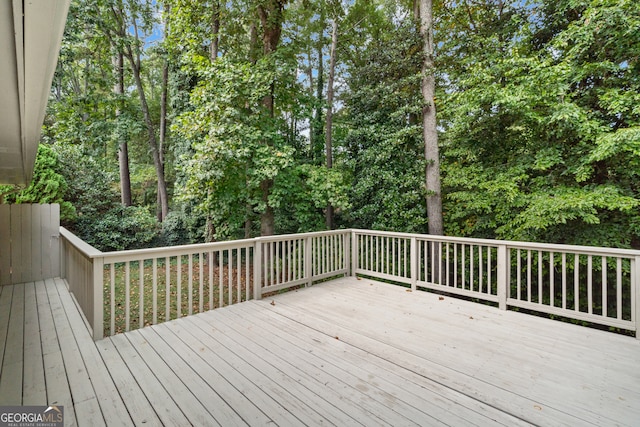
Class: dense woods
3,0,638,251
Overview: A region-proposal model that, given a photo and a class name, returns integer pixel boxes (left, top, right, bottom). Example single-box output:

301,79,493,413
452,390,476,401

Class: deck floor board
1,277,639,426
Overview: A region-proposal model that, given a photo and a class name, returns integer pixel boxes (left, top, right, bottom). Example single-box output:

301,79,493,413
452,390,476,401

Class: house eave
0,0,70,186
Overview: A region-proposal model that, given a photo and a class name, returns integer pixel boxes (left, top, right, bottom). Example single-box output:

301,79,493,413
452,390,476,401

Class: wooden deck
1,277,639,426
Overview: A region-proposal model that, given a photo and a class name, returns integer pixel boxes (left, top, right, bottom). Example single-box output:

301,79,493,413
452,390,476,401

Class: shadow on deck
1,277,639,426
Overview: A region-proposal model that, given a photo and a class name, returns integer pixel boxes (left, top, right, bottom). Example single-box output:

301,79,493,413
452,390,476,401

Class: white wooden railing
352,229,640,336
60,227,640,340
60,228,350,340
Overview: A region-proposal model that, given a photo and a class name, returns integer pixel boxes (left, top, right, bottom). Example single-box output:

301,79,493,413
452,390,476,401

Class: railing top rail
59,226,103,258
102,239,256,263
61,224,640,263
256,228,350,243
60,227,351,264
350,229,640,258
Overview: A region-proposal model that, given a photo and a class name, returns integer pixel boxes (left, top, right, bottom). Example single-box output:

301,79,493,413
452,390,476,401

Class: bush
78,205,158,251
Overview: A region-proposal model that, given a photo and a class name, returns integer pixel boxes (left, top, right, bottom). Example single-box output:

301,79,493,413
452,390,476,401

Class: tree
341,17,428,233
417,0,443,235
257,0,288,236
437,0,640,247
325,17,338,229
104,0,170,221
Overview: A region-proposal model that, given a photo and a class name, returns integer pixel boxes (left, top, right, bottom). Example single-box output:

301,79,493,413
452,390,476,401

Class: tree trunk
125,48,170,221
206,2,220,242
313,40,324,163
325,19,338,230
417,0,443,236
114,52,132,207
210,1,220,61
256,0,286,236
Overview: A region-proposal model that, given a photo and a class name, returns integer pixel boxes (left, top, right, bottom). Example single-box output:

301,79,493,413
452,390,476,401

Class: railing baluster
470,245,474,292
376,235,380,273
110,264,115,335
446,243,450,287
219,250,224,308
437,242,442,285
550,252,555,307
245,247,250,301
228,249,233,306
199,253,204,313
188,253,193,315
462,244,466,289
602,256,607,318
125,262,130,331
562,253,567,309
209,252,214,310
479,245,483,293
538,251,543,304
237,248,242,303
153,258,158,324
617,257,622,320
177,255,182,317
270,242,274,287
139,260,144,329
485,247,489,294
574,254,579,312
587,255,593,314
527,250,532,302
454,244,458,289
431,241,435,284
165,257,170,322
517,249,522,300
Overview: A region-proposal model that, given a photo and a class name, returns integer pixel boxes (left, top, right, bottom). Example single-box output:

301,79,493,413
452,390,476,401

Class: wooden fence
0,204,60,285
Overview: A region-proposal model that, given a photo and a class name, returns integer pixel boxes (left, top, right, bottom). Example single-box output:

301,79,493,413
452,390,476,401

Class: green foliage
39,0,640,252
52,143,159,251
341,21,428,233
80,205,158,251
1,145,75,221
438,0,640,247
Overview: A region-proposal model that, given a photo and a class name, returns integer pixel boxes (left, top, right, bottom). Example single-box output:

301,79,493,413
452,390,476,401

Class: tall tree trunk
314,40,324,163
205,0,221,242
158,4,170,222
210,1,220,61
114,52,132,206
325,19,338,230
417,0,443,235
257,0,286,236
125,48,170,221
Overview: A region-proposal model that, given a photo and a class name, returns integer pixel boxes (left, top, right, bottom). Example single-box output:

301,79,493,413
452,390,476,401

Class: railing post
59,233,66,279
343,232,350,277
253,240,262,300
497,245,508,310
351,231,358,277
635,256,640,340
92,256,104,340
410,237,417,292
304,236,313,286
